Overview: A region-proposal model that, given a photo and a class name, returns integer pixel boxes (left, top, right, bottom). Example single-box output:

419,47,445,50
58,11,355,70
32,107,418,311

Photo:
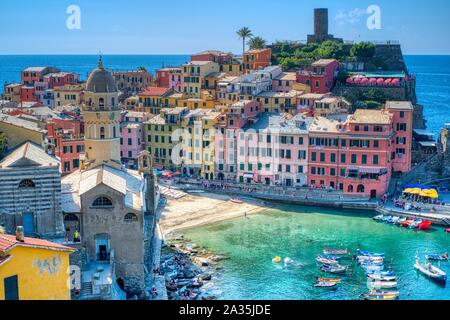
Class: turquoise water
183,205,450,300
0,55,448,135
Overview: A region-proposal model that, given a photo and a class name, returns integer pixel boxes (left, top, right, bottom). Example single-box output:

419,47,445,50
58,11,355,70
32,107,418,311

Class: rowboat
230,198,243,204
426,253,448,261
316,256,339,265
357,250,385,257
365,270,395,277
318,254,341,261
362,265,385,274
358,260,384,266
397,217,407,225
401,219,415,228
363,293,398,300
409,219,422,229
367,274,397,282
368,280,398,289
373,215,384,222
382,215,392,222
369,290,400,297
321,265,347,274
316,278,342,283
314,281,338,288
357,256,384,263
414,260,447,282
417,221,432,230
323,249,348,255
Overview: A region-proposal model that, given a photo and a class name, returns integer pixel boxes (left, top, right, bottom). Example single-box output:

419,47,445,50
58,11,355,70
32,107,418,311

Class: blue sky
1,0,449,54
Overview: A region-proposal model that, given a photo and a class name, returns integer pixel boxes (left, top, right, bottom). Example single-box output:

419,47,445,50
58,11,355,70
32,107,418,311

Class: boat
414,260,447,282
409,219,422,229
357,256,384,262
323,249,348,255
369,290,400,297
392,216,400,224
365,270,395,277
358,260,384,266
382,215,392,223
316,256,339,265
426,253,448,261
401,219,415,228
367,274,397,282
316,278,342,283
397,217,407,225
230,198,243,204
368,280,398,289
321,265,347,274
363,293,398,300
417,221,432,230
362,265,385,274
373,215,384,222
357,250,385,257
318,254,341,261
314,281,338,288
445,228,450,234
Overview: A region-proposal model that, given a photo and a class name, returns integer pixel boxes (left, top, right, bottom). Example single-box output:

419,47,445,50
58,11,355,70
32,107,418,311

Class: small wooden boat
401,219,415,228
365,270,395,277
367,274,397,282
364,293,398,300
316,256,339,265
409,219,422,229
445,228,450,234
318,254,341,261
369,290,400,297
323,249,348,255
414,260,447,282
230,198,243,204
314,281,338,288
426,253,448,261
358,260,384,266
316,278,342,283
321,265,347,274
357,250,385,257
417,221,432,230
357,256,384,263
368,280,398,289
397,217,407,225
363,265,385,274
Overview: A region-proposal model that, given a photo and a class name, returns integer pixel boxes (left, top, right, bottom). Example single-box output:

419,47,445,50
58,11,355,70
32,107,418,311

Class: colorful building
0,231,76,300
237,113,311,187
244,48,272,72
155,67,182,92
47,118,85,174
138,87,176,114
256,90,303,114
296,59,340,94
273,72,297,93
312,96,351,117
112,70,153,95
182,61,220,98
54,84,85,111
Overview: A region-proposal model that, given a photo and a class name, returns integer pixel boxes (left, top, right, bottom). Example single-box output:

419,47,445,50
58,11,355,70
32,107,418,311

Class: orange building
244,48,272,72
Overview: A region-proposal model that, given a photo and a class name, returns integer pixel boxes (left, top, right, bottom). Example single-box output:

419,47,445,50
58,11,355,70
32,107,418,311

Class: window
311,152,317,162
73,159,80,169
330,168,336,176
373,155,379,165
124,213,138,222
320,153,325,162
341,154,346,163
92,197,113,208
357,184,365,193
100,127,105,139
373,140,379,148
18,179,35,188
351,154,357,164
330,153,336,163
362,155,367,165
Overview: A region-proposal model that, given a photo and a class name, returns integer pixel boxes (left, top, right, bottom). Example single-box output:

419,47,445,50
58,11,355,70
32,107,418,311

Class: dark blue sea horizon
0,54,448,135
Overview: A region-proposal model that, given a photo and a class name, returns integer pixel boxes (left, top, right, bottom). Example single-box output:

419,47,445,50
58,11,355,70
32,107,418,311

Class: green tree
314,41,344,59
137,66,148,72
0,132,7,157
248,36,267,50
237,27,253,70
350,42,376,59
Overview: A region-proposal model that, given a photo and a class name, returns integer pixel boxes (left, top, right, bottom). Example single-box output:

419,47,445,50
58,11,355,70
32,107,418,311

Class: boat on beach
426,253,449,261
230,198,244,204
414,260,447,282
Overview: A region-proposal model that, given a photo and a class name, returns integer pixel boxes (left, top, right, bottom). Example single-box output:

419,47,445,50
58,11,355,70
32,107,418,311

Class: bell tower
81,57,121,170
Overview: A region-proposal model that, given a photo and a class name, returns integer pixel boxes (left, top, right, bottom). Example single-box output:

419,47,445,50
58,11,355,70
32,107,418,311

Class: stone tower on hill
307,8,343,44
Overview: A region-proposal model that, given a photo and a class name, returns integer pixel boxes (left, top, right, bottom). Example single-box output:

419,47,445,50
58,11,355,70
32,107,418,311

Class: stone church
61,58,157,296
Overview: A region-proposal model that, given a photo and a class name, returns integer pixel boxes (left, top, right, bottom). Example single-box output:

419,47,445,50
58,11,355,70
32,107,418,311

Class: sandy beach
159,192,267,236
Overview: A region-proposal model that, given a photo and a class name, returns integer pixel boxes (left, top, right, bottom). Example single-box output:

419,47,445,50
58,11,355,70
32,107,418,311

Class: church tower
81,57,121,170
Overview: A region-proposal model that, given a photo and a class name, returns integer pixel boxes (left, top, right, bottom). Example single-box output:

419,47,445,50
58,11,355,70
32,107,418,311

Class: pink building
307,103,413,199
215,100,260,181
296,59,339,94
120,111,154,168
236,113,311,187
273,72,296,93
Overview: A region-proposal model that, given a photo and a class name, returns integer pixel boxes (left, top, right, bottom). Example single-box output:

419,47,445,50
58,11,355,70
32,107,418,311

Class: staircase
79,282,94,299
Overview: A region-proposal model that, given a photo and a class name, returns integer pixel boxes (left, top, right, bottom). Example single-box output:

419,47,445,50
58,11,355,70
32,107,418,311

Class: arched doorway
64,214,79,242
348,185,354,193
357,184,365,193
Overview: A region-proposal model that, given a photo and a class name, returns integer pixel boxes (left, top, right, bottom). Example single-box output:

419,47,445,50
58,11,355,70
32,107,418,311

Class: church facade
61,58,156,296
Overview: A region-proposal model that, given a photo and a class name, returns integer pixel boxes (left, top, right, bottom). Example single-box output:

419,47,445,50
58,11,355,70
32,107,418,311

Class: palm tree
237,27,253,70
248,36,267,50
137,66,148,72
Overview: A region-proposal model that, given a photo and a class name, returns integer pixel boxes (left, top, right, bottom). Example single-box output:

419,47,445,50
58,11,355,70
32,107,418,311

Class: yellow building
0,115,46,150
256,90,303,114
0,232,76,300
144,107,189,169
219,60,243,77
54,84,85,110
138,87,183,114
177,98,219,110
182,61,220,98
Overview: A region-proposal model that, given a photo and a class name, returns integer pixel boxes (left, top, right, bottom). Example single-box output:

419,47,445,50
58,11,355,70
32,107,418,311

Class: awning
243,174,254,179
418,141,437,147
358,167,383,174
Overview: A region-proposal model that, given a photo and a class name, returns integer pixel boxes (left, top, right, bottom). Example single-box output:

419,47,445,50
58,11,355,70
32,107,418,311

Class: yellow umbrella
408,188,422,195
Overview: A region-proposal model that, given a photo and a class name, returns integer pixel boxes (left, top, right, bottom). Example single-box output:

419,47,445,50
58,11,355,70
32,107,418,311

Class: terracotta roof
0,234,76,252
140,87,172,96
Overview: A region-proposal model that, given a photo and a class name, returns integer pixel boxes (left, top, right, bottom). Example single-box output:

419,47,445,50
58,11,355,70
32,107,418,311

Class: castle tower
81,57,122,170
314,8,329,39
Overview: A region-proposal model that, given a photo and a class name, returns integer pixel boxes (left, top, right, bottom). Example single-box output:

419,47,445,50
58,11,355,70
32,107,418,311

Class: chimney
16,226,25,242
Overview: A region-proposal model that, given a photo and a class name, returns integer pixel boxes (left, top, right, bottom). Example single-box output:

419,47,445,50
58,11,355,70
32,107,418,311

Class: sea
0,54,448,135
183,204,450,300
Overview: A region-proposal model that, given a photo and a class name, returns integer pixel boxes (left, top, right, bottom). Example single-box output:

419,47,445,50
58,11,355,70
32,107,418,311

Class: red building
307,103,413,199
191,50,233,64
20,86,37,102
21,67,59,85
244,48,272,72
155,68,182,92
45,72,79,89
47,118,85,174
297,59,339,94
